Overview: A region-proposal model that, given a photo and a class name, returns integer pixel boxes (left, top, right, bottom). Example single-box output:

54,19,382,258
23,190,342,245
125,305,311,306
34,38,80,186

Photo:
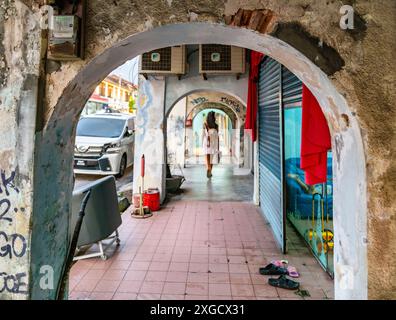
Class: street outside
74,167,133,194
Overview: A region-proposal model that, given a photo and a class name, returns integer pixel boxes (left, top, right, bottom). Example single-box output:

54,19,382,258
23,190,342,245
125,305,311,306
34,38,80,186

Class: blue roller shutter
258,57,285,252
282,66,302,109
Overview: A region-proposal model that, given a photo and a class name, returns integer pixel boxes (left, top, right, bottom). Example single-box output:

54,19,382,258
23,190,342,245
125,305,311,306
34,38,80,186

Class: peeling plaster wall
0,0,40,300
167,98,187,167
133,76,166,202
0,0,394,299
346,1,396,300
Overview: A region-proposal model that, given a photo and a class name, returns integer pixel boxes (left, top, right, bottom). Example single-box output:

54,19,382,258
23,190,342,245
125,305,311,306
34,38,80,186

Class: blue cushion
285,157,333,219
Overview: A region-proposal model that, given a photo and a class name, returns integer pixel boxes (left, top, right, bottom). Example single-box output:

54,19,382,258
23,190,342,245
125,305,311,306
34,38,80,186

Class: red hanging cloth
245,51,264,142
300,84,331,185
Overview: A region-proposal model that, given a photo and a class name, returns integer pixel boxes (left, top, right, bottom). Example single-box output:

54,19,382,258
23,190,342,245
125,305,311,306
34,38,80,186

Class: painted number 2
0,199,12,223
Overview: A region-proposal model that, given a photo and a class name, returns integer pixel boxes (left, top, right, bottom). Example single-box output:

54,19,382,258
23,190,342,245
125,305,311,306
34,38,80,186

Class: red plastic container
143,188,160,211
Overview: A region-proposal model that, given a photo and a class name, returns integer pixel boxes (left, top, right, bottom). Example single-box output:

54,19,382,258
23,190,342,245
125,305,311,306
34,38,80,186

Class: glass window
99,83,106,96
76,118,126,138
108,85,113,98
284,106,334,277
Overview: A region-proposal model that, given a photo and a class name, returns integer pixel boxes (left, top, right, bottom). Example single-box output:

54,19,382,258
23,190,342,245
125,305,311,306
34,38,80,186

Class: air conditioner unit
199,45,246,75
139,46,186,75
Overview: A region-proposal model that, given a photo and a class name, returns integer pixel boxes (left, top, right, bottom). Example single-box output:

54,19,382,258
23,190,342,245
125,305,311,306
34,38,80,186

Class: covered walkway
168,163,253,202
69,200,333,300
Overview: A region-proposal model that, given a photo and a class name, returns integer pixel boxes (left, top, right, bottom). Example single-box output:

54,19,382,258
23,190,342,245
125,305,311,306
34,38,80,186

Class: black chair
71,175,122,260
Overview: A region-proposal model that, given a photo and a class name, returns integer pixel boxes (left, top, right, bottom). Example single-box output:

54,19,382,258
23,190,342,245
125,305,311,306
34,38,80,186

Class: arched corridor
5,0,395,300
34,25,366,299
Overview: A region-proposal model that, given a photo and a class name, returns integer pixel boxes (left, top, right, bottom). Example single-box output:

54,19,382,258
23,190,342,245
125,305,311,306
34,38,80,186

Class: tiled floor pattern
69,201,333,300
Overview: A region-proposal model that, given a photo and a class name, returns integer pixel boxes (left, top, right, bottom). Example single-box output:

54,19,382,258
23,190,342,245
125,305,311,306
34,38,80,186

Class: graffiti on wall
190,97,208,106
174,116,185,146
189,95,245,120
0,169,28,295
167,113,186,164
136,80,153,146
191,96,243,113
220,97,243,114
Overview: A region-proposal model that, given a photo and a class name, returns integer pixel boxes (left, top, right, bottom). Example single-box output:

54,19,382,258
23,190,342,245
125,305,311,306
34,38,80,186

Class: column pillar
133,77,166,202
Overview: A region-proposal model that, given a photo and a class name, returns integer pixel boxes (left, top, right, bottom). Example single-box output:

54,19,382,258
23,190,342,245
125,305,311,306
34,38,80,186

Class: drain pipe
56,189,91,300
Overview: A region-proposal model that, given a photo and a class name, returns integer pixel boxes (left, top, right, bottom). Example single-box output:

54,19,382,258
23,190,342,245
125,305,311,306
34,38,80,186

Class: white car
74,113,135,177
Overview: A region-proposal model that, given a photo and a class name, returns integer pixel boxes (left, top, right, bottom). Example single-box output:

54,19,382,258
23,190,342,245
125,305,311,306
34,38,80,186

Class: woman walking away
202,111,219,178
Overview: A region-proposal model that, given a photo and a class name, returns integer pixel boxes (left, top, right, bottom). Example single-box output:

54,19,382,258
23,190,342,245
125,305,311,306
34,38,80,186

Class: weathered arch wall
167,91,248,169
184,94,248,168
0,0,394,300
189,102,238,125
163,46,248,118
167,91,248,171
37,24,372,301
186,91,246,122
184,101,242,167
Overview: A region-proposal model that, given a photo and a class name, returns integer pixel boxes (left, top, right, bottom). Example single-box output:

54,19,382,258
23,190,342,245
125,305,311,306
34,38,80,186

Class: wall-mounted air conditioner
139,46,186,76
199,45,246,76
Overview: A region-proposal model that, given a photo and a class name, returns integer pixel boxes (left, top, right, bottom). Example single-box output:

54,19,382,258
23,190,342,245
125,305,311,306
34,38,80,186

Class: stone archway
189,102,238,126
186,102,238,166
165,89,248,173
186,101,246,167
27,23,367,300
169,90,247,120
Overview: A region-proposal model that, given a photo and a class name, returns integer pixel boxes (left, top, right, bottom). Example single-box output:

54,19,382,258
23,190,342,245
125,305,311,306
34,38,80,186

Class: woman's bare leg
207,154,213,172
205,154,211,178
205,154,211,170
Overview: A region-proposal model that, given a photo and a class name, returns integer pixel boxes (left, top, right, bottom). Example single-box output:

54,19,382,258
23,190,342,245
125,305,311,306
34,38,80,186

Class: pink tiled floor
69,201,333,300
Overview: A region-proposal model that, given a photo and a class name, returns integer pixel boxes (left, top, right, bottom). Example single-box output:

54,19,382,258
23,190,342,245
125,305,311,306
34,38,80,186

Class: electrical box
52,15,79,38
47,0,86,61
48,15,80,60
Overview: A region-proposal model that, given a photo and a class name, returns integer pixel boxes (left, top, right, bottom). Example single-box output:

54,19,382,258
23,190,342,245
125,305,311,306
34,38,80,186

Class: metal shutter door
282,66,302,108
258,57,285,252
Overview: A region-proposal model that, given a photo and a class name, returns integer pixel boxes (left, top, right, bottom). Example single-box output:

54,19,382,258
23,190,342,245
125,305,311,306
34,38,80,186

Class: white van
74,113,135,177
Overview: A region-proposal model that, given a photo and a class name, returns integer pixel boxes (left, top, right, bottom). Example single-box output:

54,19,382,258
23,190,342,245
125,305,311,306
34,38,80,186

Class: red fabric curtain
300,84,331,185
245,51,264,142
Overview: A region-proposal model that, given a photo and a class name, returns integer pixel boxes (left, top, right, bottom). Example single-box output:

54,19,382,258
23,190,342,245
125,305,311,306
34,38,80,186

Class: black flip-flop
268,275,300,290
259,263,288,275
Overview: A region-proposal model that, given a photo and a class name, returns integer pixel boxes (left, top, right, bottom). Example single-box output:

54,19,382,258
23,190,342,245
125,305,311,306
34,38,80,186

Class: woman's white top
202,126,219,155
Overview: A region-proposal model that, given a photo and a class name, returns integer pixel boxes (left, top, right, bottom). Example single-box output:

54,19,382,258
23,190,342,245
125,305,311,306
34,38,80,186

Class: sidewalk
69,200,333,300
168,164,253,202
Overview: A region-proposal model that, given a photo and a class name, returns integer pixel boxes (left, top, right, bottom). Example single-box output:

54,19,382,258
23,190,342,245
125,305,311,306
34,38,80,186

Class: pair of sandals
259,260,300,290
